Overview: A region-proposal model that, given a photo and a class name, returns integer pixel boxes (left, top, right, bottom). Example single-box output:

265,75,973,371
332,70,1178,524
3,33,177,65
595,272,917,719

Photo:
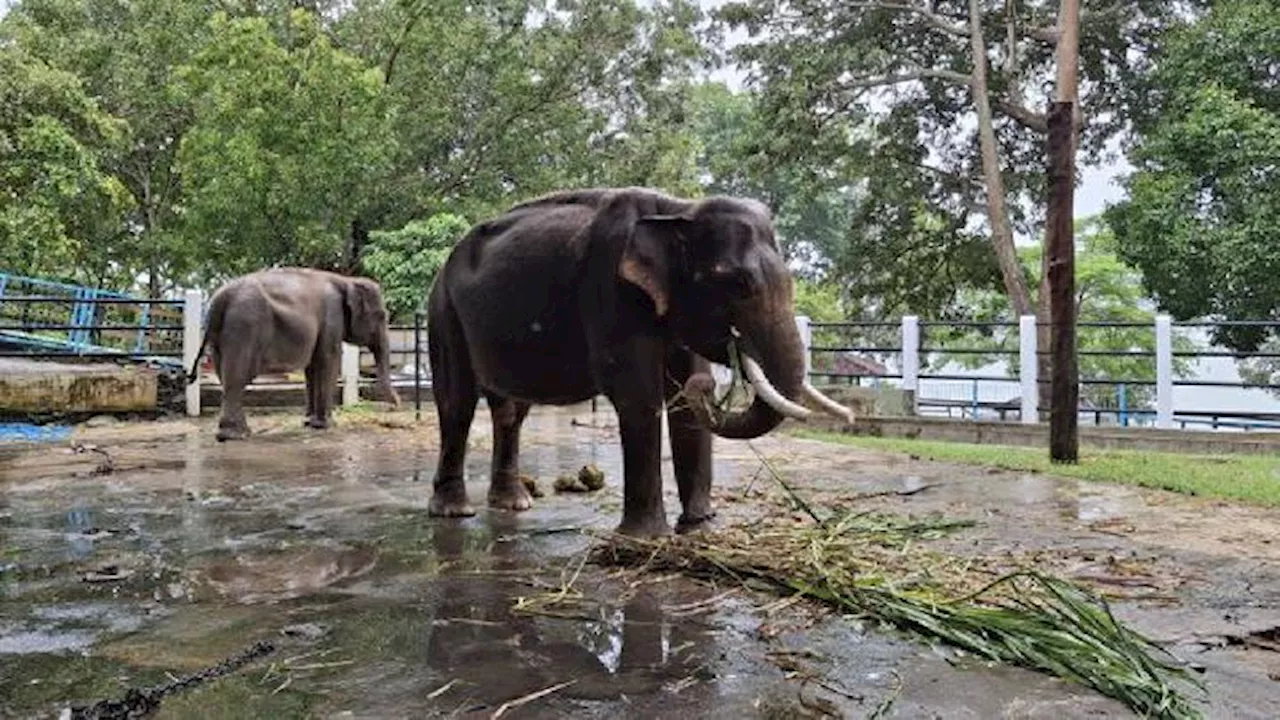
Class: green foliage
931,217,1197,410
0,44,132,285
361,213,471,321
0,0,712,294
792,279,844,324
2,0,221,294
1108,1,1280,353
713,0,1194,318
175,10,397,281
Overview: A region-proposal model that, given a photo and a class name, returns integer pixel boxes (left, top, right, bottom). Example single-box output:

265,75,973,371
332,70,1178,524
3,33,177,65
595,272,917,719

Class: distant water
0,422,72,443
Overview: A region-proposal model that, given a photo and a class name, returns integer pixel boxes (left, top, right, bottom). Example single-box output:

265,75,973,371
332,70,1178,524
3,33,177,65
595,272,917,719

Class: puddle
0,406,1276,717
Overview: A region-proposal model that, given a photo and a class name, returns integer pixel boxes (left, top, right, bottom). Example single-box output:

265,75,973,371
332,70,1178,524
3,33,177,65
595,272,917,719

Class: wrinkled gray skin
427,187,832,537
190,267,400,441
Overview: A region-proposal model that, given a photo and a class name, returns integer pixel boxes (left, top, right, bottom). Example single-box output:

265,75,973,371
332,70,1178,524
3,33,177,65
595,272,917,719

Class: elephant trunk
684,284,853,440
370,328,400,407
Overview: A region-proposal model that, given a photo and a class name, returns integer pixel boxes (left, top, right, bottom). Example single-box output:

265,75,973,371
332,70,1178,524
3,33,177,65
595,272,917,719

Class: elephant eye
701,266,753,298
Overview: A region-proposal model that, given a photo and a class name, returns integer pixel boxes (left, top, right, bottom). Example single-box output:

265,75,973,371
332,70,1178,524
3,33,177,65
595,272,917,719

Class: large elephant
426,187,852,536
190,267,400,441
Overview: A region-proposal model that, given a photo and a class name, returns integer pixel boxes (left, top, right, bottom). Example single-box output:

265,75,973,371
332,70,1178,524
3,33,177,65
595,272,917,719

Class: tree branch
848,2,968,38
383,1,428,86
1018,7,1128,46
838,68,971,91
993,98,1048,133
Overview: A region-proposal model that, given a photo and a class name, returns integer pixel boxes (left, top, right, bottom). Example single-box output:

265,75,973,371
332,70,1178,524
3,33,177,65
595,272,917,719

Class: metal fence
0,275,186,364
7,276,1280,433
808,316,1280,432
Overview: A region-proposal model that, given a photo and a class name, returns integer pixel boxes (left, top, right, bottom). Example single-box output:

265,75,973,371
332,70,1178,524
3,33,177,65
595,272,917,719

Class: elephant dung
519,474,545,498
579,464,606,491
554,465,606,494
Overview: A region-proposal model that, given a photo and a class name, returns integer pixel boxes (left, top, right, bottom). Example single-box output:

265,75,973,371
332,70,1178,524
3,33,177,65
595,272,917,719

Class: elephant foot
675,512,717,536
488,477,534,512
429,480,476,518
615,514,673,538
216,422,250,442
305,416,330,430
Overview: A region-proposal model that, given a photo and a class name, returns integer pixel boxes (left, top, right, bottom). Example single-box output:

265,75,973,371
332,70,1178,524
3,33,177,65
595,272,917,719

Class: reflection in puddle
194,544,380,604
1,602,148,656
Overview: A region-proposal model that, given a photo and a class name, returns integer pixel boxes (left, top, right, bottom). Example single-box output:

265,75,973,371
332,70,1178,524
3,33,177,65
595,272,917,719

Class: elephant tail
186,332,208,384
186,291,222,383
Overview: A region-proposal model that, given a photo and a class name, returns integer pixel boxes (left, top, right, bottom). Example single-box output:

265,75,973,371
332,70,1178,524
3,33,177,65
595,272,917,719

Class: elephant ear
578,192,691,388
342,279,380,343
621,214,689,317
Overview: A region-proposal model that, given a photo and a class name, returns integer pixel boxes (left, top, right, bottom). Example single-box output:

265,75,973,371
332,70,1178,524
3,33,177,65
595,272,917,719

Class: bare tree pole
1048,0,1081,462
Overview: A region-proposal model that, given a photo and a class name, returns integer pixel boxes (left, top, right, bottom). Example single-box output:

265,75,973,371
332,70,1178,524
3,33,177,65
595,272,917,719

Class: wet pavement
1,405,1278,718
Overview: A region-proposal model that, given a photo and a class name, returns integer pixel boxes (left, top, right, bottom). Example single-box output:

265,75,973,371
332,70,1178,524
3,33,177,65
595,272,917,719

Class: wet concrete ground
1,405,1278,718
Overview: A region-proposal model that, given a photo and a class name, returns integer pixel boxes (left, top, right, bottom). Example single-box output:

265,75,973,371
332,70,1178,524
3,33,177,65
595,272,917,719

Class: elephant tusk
803,382,855,425
741,356,813,421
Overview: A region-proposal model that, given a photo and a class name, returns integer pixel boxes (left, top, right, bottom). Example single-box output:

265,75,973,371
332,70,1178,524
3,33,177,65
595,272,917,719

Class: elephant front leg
614,404,671,536
305,350,338,430
608,335,672,537
666,350,715,534
485,393,533,511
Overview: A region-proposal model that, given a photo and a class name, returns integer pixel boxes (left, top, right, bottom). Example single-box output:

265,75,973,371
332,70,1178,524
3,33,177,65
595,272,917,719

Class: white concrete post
1155,314,1173,428
341,343,360,406
901,316,920,393
1019,315,1038,424
795,315,812,378
182,289,203,417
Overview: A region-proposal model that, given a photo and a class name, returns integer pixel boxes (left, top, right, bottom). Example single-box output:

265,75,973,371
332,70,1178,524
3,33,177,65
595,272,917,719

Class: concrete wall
0,359,158,415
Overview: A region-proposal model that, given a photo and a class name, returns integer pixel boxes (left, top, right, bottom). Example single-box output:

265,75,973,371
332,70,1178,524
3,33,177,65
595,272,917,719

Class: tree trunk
967,0,1035,321
347,217,369,274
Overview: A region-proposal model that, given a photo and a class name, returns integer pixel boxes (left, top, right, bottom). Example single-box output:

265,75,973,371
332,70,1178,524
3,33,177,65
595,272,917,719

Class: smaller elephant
189,267,400,441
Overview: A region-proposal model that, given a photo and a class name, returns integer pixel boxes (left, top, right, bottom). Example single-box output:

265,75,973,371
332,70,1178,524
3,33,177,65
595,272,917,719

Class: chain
68,640,276,720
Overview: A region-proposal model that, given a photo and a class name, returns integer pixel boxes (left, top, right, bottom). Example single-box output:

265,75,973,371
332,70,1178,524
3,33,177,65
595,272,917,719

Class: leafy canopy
361,213,472,322
1107,0,1280,352
174,10,397,281
0,44,132,285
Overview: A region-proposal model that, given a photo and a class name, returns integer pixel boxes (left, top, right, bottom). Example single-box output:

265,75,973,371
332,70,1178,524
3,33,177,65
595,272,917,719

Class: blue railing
0,273,185,365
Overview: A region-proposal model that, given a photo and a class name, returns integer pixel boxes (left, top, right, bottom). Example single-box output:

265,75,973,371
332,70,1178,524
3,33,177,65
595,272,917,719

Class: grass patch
794,430,1280,506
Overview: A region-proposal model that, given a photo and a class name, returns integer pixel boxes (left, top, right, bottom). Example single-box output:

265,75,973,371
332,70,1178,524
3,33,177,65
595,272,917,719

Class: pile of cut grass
593,508,1204,719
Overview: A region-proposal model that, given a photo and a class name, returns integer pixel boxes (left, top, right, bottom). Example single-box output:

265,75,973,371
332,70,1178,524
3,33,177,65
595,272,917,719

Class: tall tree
333,0,711,228
0,45,132,284
1107,0,1280,353
174,10,396,281
3,0,221,295
715,0,1196,318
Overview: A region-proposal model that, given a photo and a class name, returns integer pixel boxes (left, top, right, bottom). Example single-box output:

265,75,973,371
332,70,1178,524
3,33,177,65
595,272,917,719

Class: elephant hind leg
485,393,533,512
215,350,254,442
428,292,479,518
303,363,317,427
